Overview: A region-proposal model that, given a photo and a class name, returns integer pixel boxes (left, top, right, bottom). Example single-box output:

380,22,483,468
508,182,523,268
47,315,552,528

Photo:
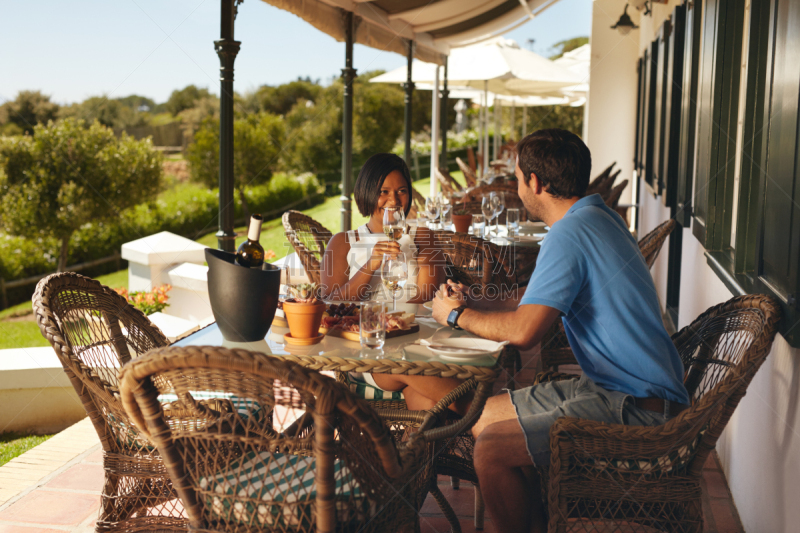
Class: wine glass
425,197,441,229
491,192,505,237
481,194,495,237
381,252,408,311
382,205,405,242
438,194,451,229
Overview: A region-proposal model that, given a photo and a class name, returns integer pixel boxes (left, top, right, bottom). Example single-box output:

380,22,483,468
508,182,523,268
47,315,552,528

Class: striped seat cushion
199,450,374,527
346,373,404,401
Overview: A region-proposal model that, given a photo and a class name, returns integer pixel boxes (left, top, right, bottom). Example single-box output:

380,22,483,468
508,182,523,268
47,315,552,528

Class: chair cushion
346,373,404,401
199,450,374,527
586,428,706,474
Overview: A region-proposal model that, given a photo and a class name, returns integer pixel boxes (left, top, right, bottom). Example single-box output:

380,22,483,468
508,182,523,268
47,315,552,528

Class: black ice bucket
206,248,281,342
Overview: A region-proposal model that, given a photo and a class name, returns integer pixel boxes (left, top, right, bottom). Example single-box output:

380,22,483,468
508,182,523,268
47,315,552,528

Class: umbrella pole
440,57,449,169
493,97,499,162
403,40,415,169
522,104,528,137
510,102,515,142
430,65,440,199
483,81,489,175
340,11,357,232
215,0,240,252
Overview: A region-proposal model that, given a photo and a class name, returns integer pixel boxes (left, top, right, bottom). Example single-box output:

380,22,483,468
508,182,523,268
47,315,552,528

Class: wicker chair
538,294,781,533
465,183,519,202
438,166,464,193
118,345,437,533
540,219,677,371
410,187,427,220
282,211,334,285
584,162,615,196
456,157,479,188
603,179,629,209
32,272,186,532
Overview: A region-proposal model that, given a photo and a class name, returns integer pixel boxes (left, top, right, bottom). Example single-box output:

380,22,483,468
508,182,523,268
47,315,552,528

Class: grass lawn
0,269,130,350
0,432,53,467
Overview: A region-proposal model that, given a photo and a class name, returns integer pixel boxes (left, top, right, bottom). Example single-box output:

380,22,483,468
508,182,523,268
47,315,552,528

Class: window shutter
662,6,687,210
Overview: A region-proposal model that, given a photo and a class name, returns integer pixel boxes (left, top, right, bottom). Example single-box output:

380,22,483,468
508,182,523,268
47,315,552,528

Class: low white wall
0,347,86,434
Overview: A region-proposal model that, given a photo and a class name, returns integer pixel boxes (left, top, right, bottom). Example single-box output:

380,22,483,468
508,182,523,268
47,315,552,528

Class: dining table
173,313,506,533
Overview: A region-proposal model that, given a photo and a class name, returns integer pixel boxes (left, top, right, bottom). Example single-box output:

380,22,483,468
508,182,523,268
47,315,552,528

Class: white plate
425,338,503,360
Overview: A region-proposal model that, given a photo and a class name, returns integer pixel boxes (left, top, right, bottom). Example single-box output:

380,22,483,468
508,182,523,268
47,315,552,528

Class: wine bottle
236,214,265,269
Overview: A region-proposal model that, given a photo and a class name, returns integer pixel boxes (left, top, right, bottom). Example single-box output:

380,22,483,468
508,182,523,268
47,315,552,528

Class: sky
0,0,592,106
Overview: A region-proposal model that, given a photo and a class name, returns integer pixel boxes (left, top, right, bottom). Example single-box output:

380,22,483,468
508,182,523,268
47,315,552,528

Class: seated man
431,128,689,533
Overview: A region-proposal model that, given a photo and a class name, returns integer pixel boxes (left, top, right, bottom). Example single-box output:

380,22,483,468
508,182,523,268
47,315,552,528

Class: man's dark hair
353,153,413,217
516,129,591,199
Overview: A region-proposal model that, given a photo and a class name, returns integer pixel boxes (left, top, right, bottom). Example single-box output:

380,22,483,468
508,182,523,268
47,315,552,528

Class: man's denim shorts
507,374,667,465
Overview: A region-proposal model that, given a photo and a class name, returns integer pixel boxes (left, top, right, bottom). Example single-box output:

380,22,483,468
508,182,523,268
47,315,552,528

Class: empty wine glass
382,205,405,242
438,194,451,229
491,192,505,236
381,252,408,311
481,194,495,236
425,197,441,229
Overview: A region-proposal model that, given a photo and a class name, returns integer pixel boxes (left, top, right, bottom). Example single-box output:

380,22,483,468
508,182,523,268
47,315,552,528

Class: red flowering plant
115,285,171,316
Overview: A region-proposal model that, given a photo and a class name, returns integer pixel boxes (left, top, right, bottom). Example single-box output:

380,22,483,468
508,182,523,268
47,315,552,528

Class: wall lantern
611,4,639,35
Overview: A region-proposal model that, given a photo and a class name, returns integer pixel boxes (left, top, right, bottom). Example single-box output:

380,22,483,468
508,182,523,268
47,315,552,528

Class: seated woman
321,153,469,414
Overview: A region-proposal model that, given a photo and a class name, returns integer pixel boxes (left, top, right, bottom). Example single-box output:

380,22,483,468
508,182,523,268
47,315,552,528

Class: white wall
627,3,800,531
585,0,641,205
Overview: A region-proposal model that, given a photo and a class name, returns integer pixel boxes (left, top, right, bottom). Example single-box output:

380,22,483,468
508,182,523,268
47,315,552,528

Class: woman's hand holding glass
367,241,401,272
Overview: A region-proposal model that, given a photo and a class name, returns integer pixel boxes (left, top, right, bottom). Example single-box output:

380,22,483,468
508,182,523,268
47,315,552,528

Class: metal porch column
215,0,240,251
403,40,415,168
440,57,449,168
340,10,357,232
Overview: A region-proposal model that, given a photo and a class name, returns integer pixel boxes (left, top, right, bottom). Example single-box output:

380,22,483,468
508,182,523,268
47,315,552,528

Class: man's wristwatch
447,305,468,330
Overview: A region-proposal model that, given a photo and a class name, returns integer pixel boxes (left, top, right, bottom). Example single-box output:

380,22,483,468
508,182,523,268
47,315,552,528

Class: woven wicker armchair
603,179,629,209
282,211,334,285
118,345,441,533
540,219,676,371
584,162,615,196
538,294,780,533
436,166,463,194
32,272,186,532
456,157,478,188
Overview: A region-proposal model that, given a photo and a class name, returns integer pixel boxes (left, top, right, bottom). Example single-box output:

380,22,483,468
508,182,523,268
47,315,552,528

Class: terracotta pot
452,213,473,234
283,300,327,338
206,249,281,342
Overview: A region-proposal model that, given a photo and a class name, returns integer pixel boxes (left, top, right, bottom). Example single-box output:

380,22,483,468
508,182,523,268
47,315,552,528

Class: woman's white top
345,223,419,314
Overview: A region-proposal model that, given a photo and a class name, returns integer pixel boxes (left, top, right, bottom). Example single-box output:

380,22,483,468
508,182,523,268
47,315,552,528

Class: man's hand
432,283,466,325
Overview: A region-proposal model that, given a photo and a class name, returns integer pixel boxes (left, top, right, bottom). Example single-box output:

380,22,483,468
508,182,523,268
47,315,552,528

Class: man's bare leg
474,419,546,533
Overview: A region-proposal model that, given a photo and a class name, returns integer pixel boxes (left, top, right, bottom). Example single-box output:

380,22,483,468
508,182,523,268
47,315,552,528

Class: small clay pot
283,300,327,338
452,213,473,234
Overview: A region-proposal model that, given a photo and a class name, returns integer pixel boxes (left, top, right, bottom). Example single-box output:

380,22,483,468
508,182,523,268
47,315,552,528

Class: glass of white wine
382,205,405,242
381,252,408,311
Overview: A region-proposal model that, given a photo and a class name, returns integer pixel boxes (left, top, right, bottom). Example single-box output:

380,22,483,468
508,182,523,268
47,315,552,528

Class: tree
239,80,323,117
0,119,161,271
186,113,285,218
58,96,144,130
0,91,60,135
166,85,212,116
549,36,589,60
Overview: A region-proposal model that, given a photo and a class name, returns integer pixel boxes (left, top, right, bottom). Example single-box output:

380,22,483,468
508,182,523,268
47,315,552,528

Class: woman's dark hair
516,129,591,199
353,153,413,217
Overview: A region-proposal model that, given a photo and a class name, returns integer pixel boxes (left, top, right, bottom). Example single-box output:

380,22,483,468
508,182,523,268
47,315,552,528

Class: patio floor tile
0,491,100,526
45,464,104,492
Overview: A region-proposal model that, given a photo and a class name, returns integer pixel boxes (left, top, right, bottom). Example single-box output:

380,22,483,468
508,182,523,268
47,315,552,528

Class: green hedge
0,172,323,306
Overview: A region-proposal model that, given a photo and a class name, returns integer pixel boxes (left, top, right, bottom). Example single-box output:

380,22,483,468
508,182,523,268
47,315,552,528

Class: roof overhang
258,0,562,65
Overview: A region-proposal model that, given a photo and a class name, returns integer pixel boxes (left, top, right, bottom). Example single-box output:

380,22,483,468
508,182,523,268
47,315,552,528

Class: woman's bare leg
372,374,470,415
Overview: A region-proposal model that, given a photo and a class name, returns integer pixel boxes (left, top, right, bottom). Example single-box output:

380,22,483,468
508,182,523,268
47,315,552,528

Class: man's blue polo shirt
520,194,689,404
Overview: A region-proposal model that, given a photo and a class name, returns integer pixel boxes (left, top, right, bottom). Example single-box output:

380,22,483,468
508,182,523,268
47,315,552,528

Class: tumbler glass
360,300,386,354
